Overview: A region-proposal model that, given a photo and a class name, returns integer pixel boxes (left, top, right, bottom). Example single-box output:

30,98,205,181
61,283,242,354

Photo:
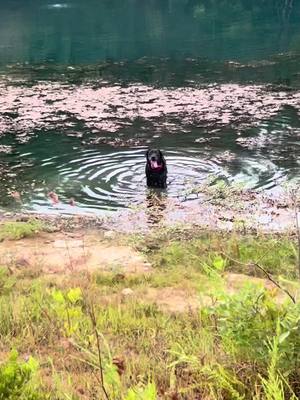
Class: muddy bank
105,188,299,233
0,229,150,275
1,188,298,234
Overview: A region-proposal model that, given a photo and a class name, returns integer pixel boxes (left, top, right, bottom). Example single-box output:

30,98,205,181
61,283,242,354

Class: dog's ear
159,150,165,163
145,150,149,158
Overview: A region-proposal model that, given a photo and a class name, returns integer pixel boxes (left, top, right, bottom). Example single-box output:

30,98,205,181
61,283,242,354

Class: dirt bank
1,185,297,234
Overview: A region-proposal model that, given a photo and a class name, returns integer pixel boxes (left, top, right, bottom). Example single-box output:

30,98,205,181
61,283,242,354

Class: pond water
0,0,299,215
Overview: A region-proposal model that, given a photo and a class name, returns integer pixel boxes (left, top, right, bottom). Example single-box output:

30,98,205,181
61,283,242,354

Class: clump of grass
0,267,16,295
182,179,245,205
94,272,152,289
0,220,43,241
146,231,297,278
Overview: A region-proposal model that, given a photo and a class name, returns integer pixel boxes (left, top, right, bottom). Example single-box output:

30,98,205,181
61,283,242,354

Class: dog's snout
151,156,156,161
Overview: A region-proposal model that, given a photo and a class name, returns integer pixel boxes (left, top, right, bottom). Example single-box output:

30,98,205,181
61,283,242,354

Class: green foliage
259,321,297,400
150,233,297,278
204,284,280,362
0,220,43,241
152,239,227,275
125,382,157,400
203,364,245,400
0,350,45,400
233,236,296,277
0,229,299,398
202,255,227,278
0,267,16,295
0,284,46,343
51,288,84,336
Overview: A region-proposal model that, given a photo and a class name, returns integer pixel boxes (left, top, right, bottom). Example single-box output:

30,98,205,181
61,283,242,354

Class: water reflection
145,189,167,226
1,0,300,65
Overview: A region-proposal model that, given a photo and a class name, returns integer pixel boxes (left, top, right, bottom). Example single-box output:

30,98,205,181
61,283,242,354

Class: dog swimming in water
145,149,167,188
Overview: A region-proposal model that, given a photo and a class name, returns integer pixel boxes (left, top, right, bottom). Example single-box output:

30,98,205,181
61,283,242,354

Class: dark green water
1,0,300,64
0,0,299,215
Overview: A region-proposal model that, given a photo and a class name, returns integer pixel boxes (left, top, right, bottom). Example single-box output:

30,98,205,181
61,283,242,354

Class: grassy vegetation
0,227,300,399
0,220,44,241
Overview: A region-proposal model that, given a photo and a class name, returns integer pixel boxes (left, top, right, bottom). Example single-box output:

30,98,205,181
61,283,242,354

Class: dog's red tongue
150,160,159,169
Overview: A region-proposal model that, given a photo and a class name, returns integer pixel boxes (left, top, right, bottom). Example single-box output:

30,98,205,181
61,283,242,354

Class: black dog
145,149,167,188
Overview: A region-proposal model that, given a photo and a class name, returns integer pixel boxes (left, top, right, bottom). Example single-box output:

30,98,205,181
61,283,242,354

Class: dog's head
145,149,165,171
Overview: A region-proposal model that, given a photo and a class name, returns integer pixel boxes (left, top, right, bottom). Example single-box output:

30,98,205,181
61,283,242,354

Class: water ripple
1,146,293,215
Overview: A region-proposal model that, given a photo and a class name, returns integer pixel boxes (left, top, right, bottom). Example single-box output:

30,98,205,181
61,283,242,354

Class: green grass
0,220,44,241
136,230,298,279
0,228,300,399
